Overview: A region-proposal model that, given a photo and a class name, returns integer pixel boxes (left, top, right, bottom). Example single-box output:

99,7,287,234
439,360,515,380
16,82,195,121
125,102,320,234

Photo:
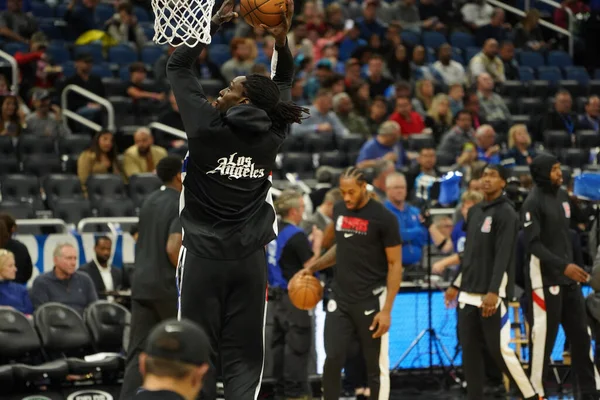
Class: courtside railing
61,84,116,132
0,49,19,94
15,218,69,233
148,122,186,140
77,217,139,236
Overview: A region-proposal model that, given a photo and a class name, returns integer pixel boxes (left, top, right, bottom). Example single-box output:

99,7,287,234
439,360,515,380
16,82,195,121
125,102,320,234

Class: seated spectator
0,249,33,315
126,62,166,118
386,44,412,82
304,59,335,100
291,89,348,138
371,159,396,201
157,91,187,154
79,236,129,300
425,94,453,143
499,41,519,80
337,26,367,64
220,38,256,83
474,124,501,164
502,124,537,166
464,91,487,129
64,0,101,40
448,84,465,116
366,96,389,137
537,89,579,141
468,39,505,84
291,79,309,106
412,79,435,116
60,53,105,131
308,167,335,209
25,90,70,137
301,188,343,232
14,32,62,98
405,146,441,201
579,95,600,133
476,73,512,127
0,0,37,43
389,96,426,137
123,127,168,180
451,142,486,184
356,120,407,169
475,8,510,46
355,0,387,41
432,44,467,86
77,130,122,195
106,2,147,50
348,81,371,117
30,243,98,315
396,0,423,33
0,95,25,136
0,214,33,284
384,172,427,267
438,110,475,158
411,45,437,81
333,92,370,137
461,0,494,30
429,216,455,253
366,55,393,98
514,10,547,51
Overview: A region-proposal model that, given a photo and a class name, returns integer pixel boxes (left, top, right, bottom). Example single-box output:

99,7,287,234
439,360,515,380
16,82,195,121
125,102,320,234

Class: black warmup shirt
167,23,295,260
131,186,181,301
133,389,184,400
332,199,402,303
456,195,518,298
279,222,313,282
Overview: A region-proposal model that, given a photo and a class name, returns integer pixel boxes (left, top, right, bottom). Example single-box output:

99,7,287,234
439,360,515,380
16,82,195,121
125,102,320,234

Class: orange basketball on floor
239,0,287,28
288,274,323,310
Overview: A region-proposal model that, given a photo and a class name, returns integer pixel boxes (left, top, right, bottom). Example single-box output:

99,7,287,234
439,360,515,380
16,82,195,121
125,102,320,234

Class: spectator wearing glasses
537,89,579,142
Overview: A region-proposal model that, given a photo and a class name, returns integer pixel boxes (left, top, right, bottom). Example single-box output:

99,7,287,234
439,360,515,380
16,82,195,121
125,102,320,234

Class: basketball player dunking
165,0,308,399
296,167,403,400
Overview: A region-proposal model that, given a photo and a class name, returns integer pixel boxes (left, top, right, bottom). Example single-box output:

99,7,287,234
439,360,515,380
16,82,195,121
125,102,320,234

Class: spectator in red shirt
554,0,589,29
388,96,425,137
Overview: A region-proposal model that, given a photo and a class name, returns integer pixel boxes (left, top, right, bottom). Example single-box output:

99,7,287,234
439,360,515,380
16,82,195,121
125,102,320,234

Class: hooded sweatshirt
166,23,295,259
522,153,573,288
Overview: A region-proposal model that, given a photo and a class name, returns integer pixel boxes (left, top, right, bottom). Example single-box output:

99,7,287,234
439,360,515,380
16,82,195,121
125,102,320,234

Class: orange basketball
288,274,323,310
239,0,286,28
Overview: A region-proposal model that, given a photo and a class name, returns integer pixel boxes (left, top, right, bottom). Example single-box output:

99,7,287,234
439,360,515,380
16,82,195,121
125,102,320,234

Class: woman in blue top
0,249,33,315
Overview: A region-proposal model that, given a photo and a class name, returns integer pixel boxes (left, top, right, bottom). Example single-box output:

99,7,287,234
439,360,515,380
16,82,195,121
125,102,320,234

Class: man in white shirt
79,236,129,300
432,44,466,85
461,0,494,29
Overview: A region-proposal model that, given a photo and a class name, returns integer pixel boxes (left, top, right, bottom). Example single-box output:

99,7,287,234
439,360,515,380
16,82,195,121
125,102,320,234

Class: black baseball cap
144,319,210,366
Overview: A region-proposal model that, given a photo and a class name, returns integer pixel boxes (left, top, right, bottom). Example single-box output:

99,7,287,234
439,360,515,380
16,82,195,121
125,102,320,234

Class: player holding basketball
164,1,308,399
295,167,403,400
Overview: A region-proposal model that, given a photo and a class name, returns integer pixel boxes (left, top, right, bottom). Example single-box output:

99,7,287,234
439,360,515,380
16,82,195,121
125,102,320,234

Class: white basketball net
151,0,216,47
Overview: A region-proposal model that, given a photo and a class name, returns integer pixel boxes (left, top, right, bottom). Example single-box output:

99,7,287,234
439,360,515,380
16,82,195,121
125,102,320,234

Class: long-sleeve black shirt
166,24,295,259
454,195,518,299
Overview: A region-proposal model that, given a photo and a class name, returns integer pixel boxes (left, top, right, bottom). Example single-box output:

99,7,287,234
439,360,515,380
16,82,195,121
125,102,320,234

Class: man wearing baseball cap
131,319,210,400
444,164,542,400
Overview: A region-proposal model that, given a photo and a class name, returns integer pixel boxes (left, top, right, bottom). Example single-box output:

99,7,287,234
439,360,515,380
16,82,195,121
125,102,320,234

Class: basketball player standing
166,0,308,399
296,167,403,400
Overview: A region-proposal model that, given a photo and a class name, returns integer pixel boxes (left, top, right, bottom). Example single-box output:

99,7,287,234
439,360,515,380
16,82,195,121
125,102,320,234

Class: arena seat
0,307,69,384
34,303,122,375
511,166,531,178
0,156,20,175
407,134,435,151
338,133,366,153
537,66,562,84
108,44,139,65
576,130,600,148
51,198,92,224
0,174,42,206
559,80,585,97
97,198,136,217
74,44,103,63
86,174,128,208
498,80,527,99
543,130,572,150
141,44,165,65
318,151,346,168
304,133,336,152
58,136,91,156
503,97,517,114
43,174,85,209
281,152,314,179
449,31,475,49
21,154,63,177
0,364,14,391
529,80,552,98
518,97,545,115
129,173,162,208
0,200,35,219
279,135,305,153
560,148,589,169
84,301,130,353
17,136,56,159
103,77,126,97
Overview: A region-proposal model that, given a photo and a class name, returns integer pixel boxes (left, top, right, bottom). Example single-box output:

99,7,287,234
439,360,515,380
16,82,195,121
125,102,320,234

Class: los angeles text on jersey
206,153,266,179
336,215,369,235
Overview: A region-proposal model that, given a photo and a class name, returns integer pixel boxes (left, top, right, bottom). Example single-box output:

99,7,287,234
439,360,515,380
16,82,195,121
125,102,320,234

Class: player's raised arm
166,0,237,137
261,0,294,102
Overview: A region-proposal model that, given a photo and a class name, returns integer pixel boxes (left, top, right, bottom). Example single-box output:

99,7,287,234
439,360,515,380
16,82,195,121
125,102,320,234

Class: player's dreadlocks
243,74,309,128
340,167,368,185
